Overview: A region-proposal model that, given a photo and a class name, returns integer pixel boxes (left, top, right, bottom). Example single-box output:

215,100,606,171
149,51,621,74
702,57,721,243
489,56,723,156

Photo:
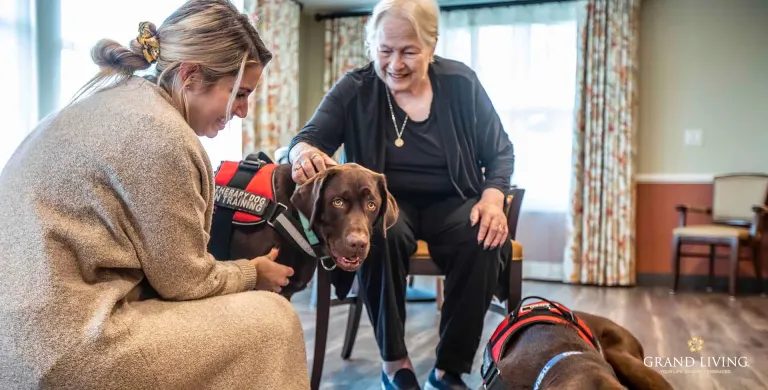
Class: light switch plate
684,128,703,147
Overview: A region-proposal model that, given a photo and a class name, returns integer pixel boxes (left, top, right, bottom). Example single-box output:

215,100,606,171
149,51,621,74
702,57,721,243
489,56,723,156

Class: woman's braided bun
90,37,154,75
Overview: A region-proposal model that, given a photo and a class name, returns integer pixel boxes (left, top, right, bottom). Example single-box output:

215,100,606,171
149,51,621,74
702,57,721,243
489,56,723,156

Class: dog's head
290,163,398,272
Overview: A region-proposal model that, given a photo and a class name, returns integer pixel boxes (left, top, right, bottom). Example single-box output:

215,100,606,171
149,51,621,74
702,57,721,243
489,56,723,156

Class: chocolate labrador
482,297,673,390
209,154,398,300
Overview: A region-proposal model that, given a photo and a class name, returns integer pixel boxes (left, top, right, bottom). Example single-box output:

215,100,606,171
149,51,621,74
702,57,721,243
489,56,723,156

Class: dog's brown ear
603,350,674,390
375,173,399,236
291,169,336,230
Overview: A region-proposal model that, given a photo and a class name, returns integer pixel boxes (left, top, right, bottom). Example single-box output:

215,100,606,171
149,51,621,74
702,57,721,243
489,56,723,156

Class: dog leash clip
481,366,504,390
319,256,336,271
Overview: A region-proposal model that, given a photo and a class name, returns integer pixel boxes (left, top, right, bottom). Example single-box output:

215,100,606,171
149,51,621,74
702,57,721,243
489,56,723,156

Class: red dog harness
481,296,602,389
208,152,328,263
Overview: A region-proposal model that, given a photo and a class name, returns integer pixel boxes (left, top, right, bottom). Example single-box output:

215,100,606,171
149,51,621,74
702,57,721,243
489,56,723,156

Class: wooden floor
292,279,768,390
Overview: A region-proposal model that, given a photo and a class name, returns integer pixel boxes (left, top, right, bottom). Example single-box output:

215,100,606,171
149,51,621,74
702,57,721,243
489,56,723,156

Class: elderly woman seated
285,0,515,388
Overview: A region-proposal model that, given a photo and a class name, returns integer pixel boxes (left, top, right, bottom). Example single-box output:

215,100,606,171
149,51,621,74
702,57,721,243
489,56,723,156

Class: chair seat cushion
673,224,750,239
412,239,524,261
511,240,523,261
414,240,430,258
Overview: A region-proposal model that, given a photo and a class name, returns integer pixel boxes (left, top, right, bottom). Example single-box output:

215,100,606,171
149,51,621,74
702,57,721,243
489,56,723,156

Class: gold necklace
385,89,407,147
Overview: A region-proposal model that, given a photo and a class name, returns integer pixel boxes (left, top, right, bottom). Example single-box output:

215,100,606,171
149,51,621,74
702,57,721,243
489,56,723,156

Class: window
1,0,37,171
436,15,579,212
436,2,584,273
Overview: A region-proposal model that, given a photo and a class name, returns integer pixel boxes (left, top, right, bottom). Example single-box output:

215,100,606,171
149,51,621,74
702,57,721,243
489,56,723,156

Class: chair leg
341,295,363,360
728,238,740,299
751,244,764,296
436,277,444,312
670,236,682,294
508,259,523,314
311,267,332,390
707,244,716,292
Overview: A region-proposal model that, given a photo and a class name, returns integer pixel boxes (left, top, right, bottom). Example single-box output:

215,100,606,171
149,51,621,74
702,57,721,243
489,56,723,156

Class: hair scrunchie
137,22,160,64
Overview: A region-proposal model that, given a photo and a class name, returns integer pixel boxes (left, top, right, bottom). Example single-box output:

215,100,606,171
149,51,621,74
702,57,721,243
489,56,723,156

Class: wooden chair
670,173,768,297
308,188,525,390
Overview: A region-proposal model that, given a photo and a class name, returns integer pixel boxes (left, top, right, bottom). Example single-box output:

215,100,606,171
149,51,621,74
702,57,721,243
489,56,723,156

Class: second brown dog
482,298,674,390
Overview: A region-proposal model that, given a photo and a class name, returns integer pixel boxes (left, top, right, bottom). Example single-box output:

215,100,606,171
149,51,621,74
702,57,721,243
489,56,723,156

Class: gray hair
364,0,440,61
73,0,272,123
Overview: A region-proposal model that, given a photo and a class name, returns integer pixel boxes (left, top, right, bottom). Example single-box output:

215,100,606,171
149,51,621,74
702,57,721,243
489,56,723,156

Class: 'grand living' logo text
642,336,750,375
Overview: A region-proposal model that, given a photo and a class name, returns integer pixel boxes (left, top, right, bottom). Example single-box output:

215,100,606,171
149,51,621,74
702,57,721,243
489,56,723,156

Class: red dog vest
481,296,602,389
213,159,278,225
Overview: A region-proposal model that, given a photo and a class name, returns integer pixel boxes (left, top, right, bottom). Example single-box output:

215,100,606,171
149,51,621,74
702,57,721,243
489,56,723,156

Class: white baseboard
523,260,564,281
636,173,714,183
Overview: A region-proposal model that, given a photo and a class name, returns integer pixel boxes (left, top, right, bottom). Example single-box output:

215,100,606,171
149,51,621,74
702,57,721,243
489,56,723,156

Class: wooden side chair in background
670,173,768,298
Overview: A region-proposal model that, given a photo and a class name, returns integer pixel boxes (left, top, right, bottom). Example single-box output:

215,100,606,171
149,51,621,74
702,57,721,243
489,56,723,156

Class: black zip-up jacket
289,56,515,200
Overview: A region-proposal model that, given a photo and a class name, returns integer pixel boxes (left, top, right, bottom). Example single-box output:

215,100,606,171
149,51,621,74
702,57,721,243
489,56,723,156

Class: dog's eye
332,198,344,208
366,201,377,210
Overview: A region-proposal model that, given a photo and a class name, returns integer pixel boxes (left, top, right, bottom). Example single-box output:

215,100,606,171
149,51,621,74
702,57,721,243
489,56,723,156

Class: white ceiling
300,0,514,13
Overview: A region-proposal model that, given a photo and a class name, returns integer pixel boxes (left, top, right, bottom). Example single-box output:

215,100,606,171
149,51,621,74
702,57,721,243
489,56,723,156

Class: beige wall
298,0,768,175
638,0,768,175
298,14,327,127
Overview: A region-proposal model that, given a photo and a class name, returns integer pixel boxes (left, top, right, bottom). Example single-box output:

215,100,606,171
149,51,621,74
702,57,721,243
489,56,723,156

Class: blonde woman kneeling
0,1,308,388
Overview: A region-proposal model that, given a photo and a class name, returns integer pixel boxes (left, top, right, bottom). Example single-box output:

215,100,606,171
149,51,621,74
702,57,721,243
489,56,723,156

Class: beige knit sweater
0,77,310,389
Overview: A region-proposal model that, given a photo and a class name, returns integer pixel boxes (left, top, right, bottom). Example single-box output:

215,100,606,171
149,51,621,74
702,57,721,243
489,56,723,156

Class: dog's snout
346,233,368,250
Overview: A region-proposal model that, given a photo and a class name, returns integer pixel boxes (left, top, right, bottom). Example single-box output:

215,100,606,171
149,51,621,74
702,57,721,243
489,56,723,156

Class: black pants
357,193,509,375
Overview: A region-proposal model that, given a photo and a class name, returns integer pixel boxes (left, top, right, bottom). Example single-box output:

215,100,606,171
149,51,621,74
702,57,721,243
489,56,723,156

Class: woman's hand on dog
251,248,294,293
470,188,508,250
291,144,337,184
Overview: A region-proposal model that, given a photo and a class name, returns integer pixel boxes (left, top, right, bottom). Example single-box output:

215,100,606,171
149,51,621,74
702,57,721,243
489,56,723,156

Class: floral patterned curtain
242,0,301,160
564,0,641,286
322,16,370,160
324,16,370,93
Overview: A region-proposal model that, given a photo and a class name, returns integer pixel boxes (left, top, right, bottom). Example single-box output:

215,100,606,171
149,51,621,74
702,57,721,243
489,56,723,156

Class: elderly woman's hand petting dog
471,188,509,250
251,248,294,293
290,144,338,185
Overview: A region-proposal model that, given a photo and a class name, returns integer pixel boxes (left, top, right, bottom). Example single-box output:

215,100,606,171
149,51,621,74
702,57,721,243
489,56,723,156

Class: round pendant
395,138,404,147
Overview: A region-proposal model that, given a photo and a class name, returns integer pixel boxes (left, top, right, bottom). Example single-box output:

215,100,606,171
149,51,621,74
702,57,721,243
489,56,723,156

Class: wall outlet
684,128,703,147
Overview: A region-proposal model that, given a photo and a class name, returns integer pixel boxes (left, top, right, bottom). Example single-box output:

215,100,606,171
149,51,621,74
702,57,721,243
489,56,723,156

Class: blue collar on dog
297,209,319,246
532,351,583,390
295,191,336,270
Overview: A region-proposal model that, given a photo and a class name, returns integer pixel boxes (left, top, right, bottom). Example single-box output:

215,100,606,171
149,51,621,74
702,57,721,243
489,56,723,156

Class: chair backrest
712,173,768,225
504,187,525,240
